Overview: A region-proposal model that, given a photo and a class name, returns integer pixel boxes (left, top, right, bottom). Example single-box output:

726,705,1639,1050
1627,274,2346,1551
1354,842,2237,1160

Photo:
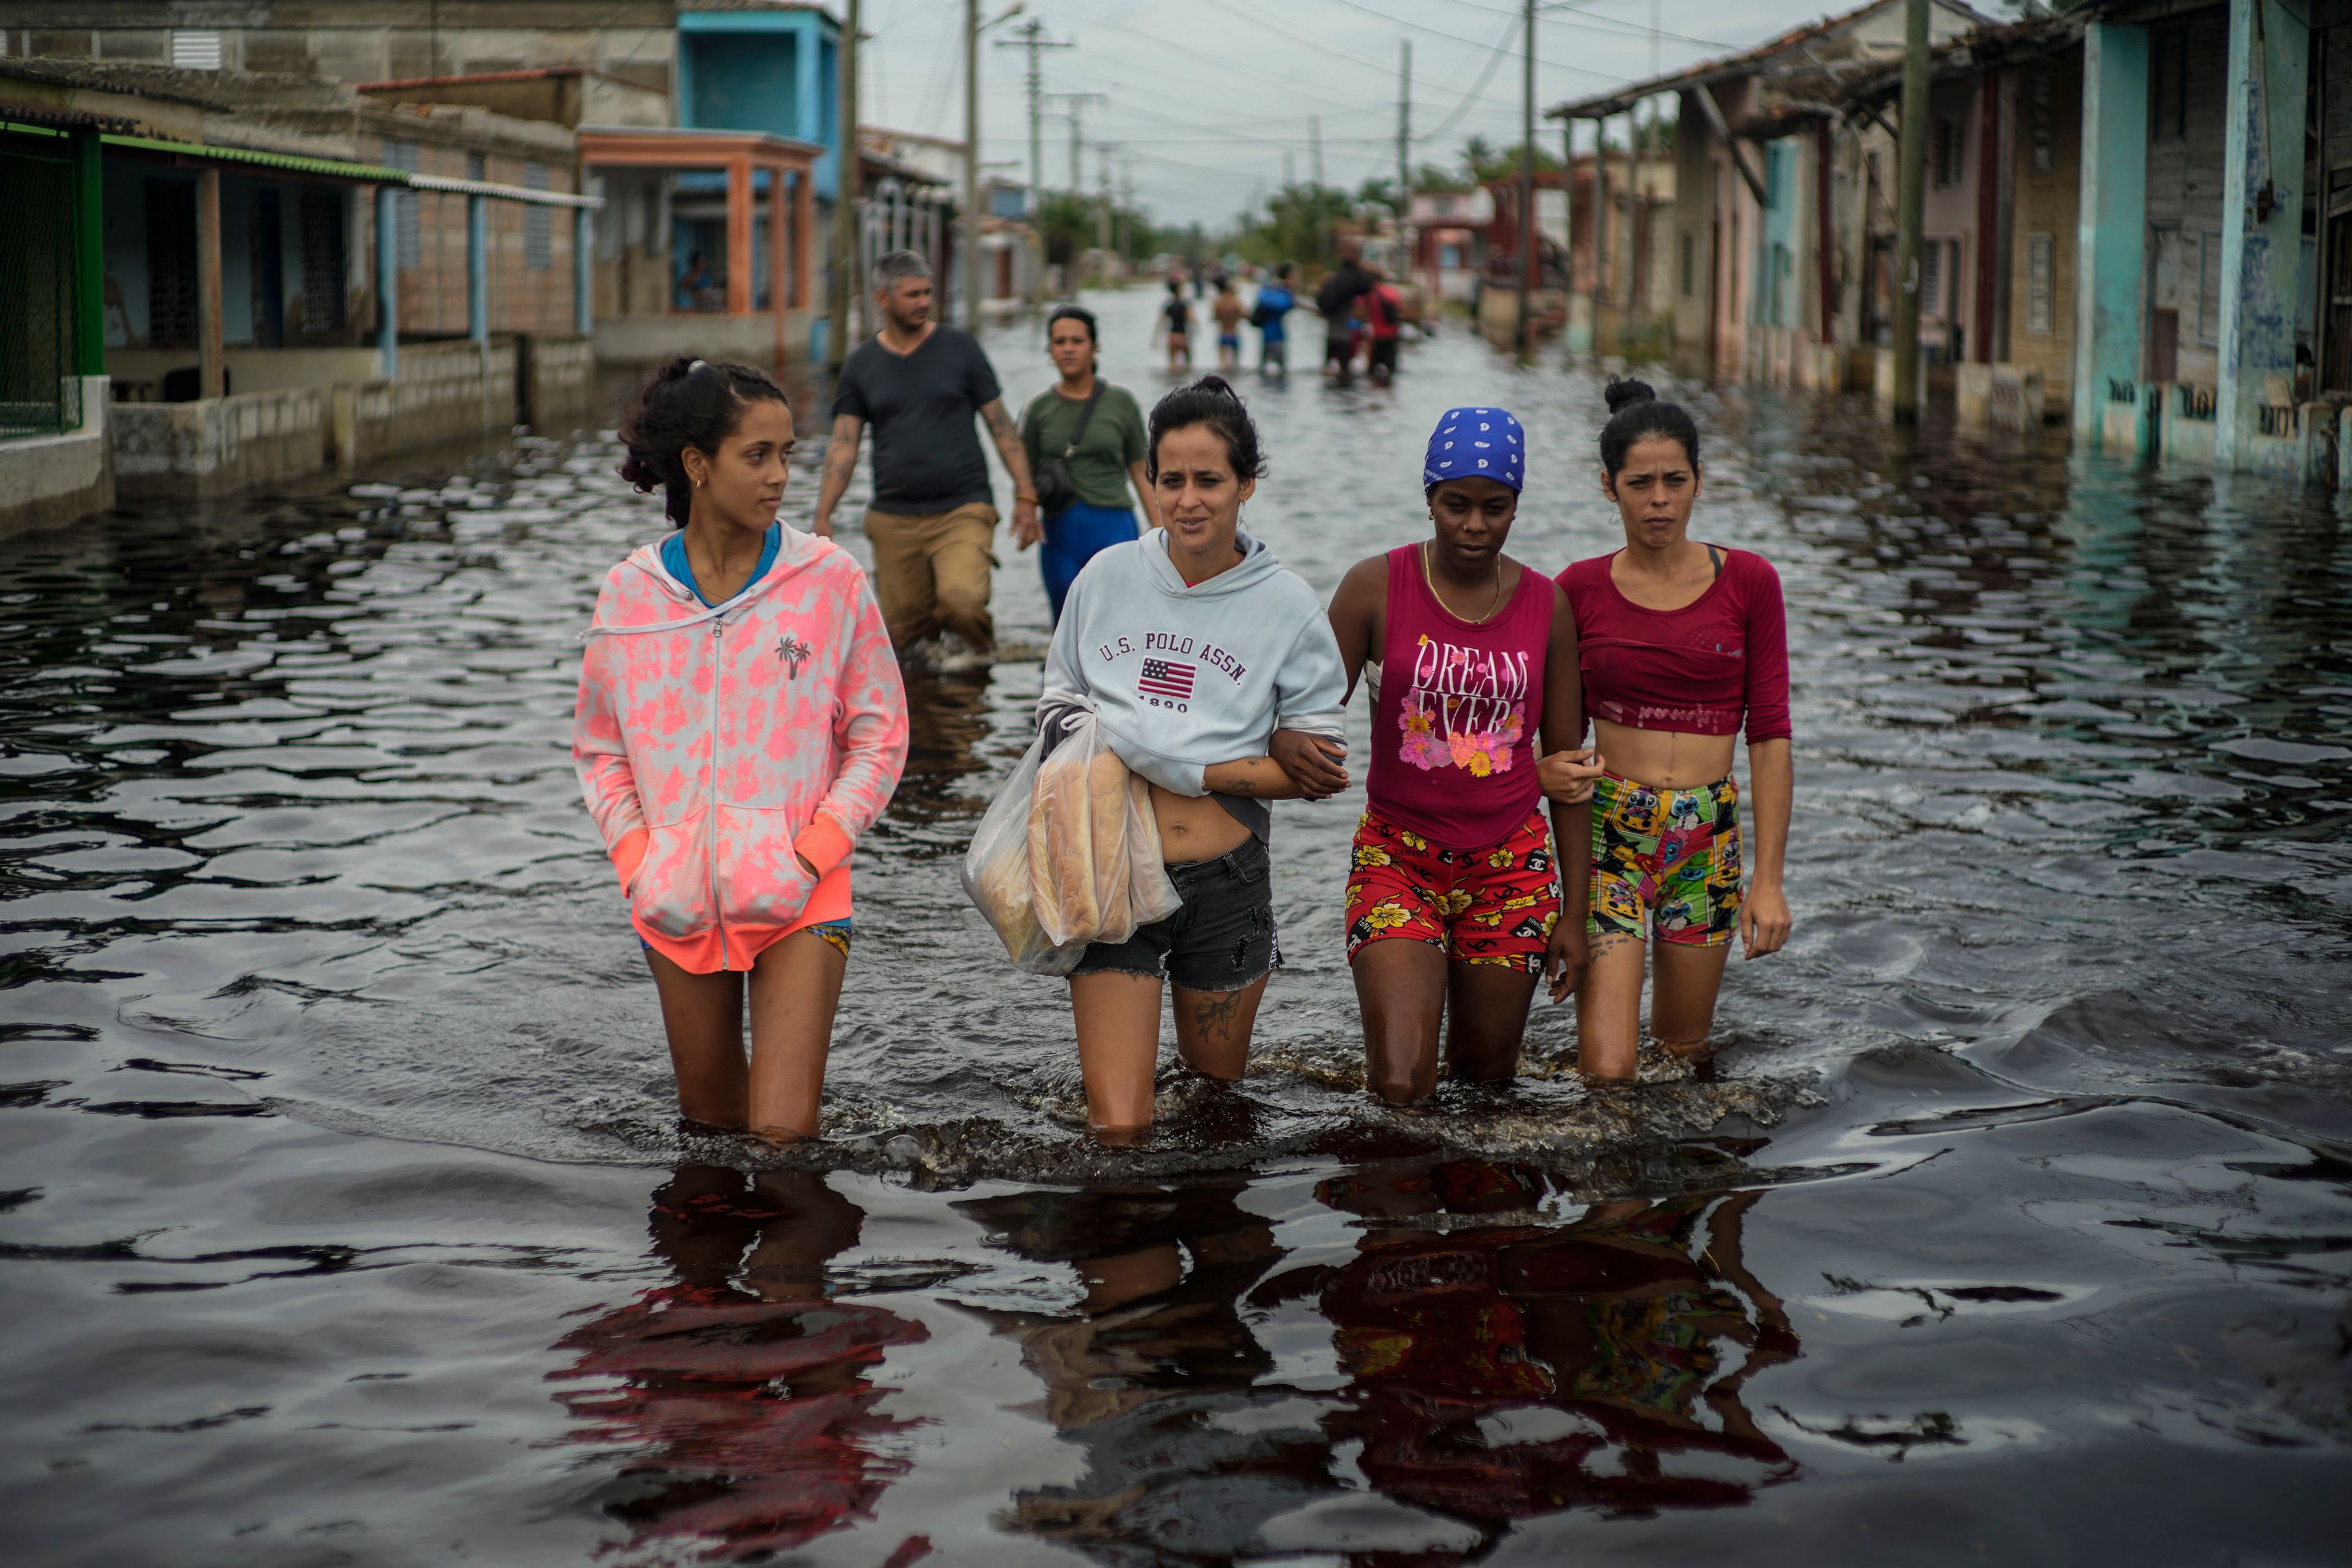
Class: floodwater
3,288,2348,1566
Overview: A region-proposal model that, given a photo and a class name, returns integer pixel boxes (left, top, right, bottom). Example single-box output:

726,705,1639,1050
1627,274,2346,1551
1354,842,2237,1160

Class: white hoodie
1042,527,1347,805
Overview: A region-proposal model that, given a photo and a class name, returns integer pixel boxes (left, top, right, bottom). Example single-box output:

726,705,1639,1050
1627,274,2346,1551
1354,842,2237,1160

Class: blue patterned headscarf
1422,405,1525,491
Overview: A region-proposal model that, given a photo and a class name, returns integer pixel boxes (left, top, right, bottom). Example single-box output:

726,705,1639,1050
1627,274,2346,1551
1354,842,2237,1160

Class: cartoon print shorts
1588,771,1743,947
1345,806,1561,974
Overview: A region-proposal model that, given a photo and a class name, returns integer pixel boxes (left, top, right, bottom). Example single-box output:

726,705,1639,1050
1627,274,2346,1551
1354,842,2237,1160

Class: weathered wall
0,379,112,539
113,386,330,499
2142,5,2231,390
2007,45,2082,417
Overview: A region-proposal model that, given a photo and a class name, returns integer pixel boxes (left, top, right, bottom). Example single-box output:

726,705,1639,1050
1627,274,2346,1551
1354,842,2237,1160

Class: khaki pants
864,502,998,650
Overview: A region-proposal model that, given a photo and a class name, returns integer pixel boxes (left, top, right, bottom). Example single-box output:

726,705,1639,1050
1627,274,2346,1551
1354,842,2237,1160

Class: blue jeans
1040,502,1140,622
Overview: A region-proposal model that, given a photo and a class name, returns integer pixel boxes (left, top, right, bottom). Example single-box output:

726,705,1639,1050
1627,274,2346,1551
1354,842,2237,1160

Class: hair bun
1604,377,1657,415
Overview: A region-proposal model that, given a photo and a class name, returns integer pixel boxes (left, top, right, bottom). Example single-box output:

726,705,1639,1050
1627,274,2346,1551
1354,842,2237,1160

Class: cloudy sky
853,0,1882,226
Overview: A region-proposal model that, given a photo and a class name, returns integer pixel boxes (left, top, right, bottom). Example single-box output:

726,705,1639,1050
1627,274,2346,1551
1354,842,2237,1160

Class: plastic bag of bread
1027,712,1178,949
959,731,1083,975
962,709,1180,971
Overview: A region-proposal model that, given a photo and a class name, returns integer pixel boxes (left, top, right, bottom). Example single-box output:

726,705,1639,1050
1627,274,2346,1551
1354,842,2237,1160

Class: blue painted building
676,4,842,202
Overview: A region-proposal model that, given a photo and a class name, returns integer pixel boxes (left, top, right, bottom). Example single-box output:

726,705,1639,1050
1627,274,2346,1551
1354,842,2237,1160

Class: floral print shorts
1589,771,1743,948
1345,807,1561,974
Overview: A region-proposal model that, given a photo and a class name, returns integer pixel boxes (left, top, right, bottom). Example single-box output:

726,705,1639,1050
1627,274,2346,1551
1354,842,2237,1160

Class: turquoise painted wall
2215,0,2309,472
2071,21,2149,446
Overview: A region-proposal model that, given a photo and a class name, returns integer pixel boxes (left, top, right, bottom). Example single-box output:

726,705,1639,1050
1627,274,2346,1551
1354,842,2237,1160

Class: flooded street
4,287,2349,1564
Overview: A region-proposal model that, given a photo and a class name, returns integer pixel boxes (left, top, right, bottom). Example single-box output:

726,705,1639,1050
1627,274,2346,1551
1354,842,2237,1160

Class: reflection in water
551,1167,929,1561
962,1161,1797,1562
1316,1158,1798,1535
952,1182,1325,1557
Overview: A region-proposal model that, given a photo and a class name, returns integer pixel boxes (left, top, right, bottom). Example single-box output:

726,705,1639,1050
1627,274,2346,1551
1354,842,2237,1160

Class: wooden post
197,165,224,399
375,184,399,379
794,167,815,310
1973,69,2000,363
1817,120,1837,345
726,155,753,316
1892,0,1930,421
768,163,788,362
829,0,860,369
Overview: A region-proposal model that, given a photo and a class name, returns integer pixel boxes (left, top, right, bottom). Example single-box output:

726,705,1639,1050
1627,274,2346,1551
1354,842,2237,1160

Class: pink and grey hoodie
573,526,908,973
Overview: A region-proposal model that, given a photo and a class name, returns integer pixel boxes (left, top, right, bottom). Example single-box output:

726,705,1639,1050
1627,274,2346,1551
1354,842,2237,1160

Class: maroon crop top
1556,547,1791,743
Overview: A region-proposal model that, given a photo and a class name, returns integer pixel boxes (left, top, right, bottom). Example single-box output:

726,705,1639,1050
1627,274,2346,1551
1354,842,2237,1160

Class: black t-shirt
1164,296,1190,333
1316,263,1374,332
832,326,1003,513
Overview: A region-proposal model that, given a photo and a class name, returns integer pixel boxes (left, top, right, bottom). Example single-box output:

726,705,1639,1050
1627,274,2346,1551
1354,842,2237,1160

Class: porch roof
578,124,820,171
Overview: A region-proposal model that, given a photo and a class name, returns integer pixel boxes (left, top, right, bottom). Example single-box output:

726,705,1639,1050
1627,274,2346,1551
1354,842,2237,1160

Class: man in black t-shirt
813,250,1039,657
1315,243,1375,383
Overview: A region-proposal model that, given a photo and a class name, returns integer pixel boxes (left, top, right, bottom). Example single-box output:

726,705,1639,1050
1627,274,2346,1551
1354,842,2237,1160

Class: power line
1414,11,1525,146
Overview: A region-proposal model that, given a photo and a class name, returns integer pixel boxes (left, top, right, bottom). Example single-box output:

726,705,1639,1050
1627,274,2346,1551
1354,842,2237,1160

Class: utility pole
1047,91,1103,192
1396,40,1412,286
1310,115,1324,190
1891,0,1928,421
1096,141,1114,287
828,0,861,369
996,18,1072,305
962,0,981,329
1397,40,1411,202
1517,0,1535,356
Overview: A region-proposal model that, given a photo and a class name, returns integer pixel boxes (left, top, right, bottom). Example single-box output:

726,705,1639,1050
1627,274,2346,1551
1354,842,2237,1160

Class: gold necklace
1422,540,1506,624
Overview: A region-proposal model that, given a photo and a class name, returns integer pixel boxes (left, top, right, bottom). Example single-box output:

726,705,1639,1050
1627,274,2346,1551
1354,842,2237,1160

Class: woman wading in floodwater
1019,305,1158,624
1560,379,1793,1080
1321,407,1607,1104
1040,376,1349,1139
575,358,909,1140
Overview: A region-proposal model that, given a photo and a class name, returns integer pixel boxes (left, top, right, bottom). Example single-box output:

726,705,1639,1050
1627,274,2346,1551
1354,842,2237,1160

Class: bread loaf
1028,744,1135,946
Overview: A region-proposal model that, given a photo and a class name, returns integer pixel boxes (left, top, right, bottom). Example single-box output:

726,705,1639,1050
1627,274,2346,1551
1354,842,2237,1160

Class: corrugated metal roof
409,172,601,208
88,132,598,205
100,132,413,183
0,100,138,134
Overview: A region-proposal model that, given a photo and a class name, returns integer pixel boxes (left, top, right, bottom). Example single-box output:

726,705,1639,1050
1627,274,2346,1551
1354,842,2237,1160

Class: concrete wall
2007,45,2081,418
0,377,112,538
592,309,812,367
2141,6,2232,391
3,13,682,99
332,339,516,470
113,385,330,500
359,111,582,341
527,335,599,431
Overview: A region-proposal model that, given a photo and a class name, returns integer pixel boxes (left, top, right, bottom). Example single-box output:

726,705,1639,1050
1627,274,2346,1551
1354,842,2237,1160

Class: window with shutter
381,141,421,271
524,163,552,270
171,29,222,70
2196,230,2221,344
2026,232,2053,334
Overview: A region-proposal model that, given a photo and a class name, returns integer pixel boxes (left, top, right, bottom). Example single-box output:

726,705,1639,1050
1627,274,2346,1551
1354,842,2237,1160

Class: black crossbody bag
1033,382,1105,516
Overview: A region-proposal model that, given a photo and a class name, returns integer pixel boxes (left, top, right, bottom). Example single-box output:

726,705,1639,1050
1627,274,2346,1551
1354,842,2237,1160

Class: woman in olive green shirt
1019,306,1159,623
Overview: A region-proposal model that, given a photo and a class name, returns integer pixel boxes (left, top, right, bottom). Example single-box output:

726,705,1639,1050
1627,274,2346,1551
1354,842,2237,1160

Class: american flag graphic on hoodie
1137,657,1195,704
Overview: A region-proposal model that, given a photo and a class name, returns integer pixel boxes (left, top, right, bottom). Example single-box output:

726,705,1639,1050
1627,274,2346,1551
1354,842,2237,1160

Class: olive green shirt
1019,381,1148,514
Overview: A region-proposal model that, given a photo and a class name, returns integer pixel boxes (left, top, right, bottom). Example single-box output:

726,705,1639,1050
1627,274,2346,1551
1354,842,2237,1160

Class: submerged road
1,287,2347,1563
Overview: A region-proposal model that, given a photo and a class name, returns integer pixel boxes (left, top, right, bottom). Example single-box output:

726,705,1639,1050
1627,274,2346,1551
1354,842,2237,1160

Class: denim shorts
1071,837,1276,993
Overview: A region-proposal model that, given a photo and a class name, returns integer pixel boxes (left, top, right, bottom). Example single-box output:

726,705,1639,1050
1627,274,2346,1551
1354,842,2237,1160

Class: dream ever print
1398,635,1529,777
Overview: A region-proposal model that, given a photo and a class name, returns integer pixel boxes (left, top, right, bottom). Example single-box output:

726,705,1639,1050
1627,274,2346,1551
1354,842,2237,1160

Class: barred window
524,162,552,270
2196,230,2221,345
381,140,420,271
299,189,347,337
2026,232,2053,334
1932,118,1964,189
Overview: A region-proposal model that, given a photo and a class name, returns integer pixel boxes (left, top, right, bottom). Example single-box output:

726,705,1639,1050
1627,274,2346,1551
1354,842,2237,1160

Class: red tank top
1366,543,1551,849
